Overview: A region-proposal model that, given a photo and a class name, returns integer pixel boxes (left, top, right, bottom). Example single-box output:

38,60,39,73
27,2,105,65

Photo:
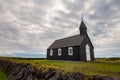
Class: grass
29,59,120,79
0,57,120,79
0,68,7,80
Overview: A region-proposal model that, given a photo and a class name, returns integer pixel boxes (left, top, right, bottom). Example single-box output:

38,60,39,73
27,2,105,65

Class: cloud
0,0,120,58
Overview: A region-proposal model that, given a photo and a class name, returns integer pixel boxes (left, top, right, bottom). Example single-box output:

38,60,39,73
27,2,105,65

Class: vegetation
0,68,7,80
0,57,120,79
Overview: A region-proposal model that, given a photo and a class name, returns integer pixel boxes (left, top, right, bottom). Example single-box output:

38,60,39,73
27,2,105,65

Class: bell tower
79,20,87,35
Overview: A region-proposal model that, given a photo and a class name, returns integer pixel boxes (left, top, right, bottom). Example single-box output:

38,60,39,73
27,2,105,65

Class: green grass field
0,68,7,80
0,57,120,79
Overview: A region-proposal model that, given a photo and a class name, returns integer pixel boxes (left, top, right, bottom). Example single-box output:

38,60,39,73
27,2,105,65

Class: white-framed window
50,49,53,56
68,47,73,55
58,48,62,56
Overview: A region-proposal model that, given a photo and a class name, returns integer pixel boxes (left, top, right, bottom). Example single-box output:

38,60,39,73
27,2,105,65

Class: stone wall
0,60,118,80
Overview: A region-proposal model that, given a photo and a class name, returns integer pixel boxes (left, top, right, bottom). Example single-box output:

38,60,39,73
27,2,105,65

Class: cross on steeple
81,14,83,20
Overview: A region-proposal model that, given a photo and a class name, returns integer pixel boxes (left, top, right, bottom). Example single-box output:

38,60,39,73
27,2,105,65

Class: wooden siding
47,46,80,61
47,35,95,61
80,35,94,61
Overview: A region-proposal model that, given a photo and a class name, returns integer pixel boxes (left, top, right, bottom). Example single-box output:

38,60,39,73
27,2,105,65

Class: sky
0,0,120,58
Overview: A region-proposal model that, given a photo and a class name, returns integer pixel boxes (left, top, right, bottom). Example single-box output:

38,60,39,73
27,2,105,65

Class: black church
47,20,95,61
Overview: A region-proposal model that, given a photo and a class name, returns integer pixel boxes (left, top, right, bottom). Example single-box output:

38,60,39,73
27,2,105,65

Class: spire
79,20,87,35
79,20,87,29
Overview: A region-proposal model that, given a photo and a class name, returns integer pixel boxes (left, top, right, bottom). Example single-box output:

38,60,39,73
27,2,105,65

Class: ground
0,57,120,79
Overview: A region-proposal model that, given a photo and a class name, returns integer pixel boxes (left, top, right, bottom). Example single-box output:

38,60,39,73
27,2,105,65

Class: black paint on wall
47,34,94,61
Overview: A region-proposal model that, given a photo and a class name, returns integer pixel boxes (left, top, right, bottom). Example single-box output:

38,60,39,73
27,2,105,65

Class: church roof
48,34,85,49
79,20,87,29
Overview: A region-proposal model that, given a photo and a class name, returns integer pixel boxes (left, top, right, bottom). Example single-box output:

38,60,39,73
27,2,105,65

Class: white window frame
68,47,73,56
50,49,53,56
58,48,62,56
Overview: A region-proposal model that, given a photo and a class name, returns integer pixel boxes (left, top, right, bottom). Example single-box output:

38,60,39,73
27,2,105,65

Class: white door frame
86,44,91,61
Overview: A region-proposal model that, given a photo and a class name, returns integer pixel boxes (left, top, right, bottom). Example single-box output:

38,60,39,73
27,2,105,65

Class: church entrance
86,44,91,61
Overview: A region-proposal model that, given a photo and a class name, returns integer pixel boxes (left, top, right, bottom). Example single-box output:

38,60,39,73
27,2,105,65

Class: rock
91,75,102,80
101,76,118,80
89,75,119,80
49,71,62,80
26,64,33,73
72,72,85,80
0,60,37,80
45,68,56,79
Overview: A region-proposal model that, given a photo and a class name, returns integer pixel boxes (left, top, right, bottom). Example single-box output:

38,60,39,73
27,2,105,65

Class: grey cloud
89,0,120,20
0,0,120,57
62,0,85,13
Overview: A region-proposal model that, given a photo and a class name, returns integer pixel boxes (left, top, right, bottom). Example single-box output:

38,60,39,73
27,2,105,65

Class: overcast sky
0,0,120,58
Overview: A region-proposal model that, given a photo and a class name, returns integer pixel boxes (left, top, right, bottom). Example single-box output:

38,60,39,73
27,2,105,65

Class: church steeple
79,20,87,35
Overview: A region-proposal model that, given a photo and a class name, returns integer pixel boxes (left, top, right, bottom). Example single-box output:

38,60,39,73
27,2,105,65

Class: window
68,47,73,55
58,48,62,56
50,49,53,56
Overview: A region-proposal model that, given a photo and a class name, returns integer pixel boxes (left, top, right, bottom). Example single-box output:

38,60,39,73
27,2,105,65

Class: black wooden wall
47,35,95,61
80,35,95,61
47,46,80,61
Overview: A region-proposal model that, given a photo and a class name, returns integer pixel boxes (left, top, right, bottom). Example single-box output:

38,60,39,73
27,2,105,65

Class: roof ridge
56,34,80,41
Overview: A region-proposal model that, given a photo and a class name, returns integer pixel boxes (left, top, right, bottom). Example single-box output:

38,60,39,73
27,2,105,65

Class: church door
86,44,91,61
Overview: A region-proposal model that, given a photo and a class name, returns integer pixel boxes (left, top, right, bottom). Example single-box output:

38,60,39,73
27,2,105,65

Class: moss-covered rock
0,60,118,80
